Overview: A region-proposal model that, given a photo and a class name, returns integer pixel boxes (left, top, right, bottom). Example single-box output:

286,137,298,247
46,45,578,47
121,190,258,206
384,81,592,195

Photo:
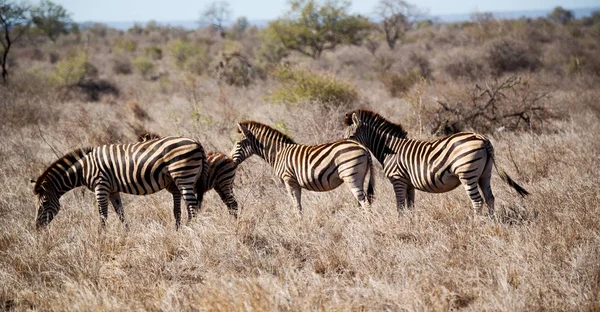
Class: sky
30,0,600,22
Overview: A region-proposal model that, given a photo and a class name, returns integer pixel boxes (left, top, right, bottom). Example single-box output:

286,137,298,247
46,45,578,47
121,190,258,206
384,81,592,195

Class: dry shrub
111,57,132,75
71,79,120,102
214,52,255,87
378,70,422,97
443,53,485,80
132,56,156,79
144,45,163,60
127,100,151,121
485,38,540,76
427,75,556,135
268,65,359,107
113,37,138,53
48,51,60,64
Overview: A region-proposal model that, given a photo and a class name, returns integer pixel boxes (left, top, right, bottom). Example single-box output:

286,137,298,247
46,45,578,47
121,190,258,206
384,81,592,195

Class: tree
0,0,30,83
30,0,72,42
268,0,371,59
201,1,231,38
548,6,573,25
374,0,420,50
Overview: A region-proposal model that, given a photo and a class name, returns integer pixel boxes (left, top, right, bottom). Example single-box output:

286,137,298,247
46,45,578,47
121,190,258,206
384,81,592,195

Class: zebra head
32,180,61,229
231,123,258,165
344,112,365,142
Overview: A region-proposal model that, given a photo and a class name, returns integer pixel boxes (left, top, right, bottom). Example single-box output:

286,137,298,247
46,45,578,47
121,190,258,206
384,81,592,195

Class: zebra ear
352,113,361,126
237,123,249,136
30,179,35,184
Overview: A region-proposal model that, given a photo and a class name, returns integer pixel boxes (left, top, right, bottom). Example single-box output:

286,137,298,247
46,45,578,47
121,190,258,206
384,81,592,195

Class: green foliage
268,65,358,106
113,37,137,53
144,45,163,60
30,0,73,42
167,39,205,70
257,28,289,66
267,0,372,59
49,49,91,85
132,56,155,78
549,6,574,25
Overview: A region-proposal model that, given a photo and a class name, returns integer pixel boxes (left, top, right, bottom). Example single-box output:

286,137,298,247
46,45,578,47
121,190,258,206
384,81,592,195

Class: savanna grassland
1,8,600,311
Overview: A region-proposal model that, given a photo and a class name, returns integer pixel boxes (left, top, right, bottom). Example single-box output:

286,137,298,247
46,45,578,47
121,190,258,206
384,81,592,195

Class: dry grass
1,18,599,311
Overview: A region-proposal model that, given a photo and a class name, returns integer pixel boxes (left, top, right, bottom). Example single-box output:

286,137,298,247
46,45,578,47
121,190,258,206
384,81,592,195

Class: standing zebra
344,110,529,218
230,121,375,216
139,131,239,218
32,136,208,229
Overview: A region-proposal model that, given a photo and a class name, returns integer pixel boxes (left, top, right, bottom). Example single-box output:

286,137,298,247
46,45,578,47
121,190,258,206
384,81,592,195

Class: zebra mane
137,131,162,142
345,110,408,138
239,121,296,144
33,147,94,195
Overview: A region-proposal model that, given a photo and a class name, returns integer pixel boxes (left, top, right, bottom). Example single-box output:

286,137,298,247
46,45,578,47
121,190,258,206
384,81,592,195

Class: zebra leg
172,191,182,229
109,192,128,230
479,175,496,220
342,178,369,209
166,182,183,229
176,184,199,225
215,185,238,218
407,187,415,209
94,184,110,228
460,178,484,214
390,177,409,215
284,179,303,217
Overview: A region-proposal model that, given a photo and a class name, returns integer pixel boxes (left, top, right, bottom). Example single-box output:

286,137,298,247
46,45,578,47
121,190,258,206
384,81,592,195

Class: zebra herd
32,110,530,229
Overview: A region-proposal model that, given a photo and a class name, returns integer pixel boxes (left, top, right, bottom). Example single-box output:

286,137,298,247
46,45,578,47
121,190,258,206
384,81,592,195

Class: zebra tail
485,139,530,197
195,146,210,207
366,152,375,204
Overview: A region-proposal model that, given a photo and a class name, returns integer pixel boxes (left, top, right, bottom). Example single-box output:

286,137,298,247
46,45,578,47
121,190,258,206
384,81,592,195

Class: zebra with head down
32,136,208,229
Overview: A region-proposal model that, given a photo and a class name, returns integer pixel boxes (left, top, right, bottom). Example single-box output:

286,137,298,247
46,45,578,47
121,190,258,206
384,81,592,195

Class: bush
186,53,211,76
144,45,163,60
112,57,132,75
443,54,484,80
132,56,156,78
427,75,556,135
50,50,95,86
215,53,254,87
113,37,137,53
167,39,204,69
378,70,421,97
268,65,358,107
485,38,540,76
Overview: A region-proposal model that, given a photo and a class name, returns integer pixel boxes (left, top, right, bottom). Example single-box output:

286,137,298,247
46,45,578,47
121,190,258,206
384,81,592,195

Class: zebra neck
53,158,90,196
367,133,407,165
261,141,290,166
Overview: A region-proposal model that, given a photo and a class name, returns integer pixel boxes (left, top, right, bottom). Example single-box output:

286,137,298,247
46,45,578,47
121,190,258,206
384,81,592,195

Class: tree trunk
1,44,9,83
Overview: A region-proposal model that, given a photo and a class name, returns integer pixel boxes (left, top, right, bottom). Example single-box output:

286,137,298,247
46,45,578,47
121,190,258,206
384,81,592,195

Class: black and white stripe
139,134,239,218
33,136,208,229
231,121,374,215
344,110,529,218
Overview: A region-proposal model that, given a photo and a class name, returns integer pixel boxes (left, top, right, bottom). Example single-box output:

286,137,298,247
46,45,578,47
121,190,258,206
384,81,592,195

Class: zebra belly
113,171,170,195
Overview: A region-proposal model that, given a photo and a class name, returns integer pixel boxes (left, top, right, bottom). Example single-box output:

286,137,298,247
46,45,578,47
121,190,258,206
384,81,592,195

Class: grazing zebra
32,136,208,229
230,121,375,216
139,133,239,218
344,110,529,218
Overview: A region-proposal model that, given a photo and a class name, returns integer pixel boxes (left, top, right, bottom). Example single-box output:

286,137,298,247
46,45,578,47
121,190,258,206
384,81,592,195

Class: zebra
230,121,375,216
344,110,529,218
138,133,239,218
32,136,208,229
